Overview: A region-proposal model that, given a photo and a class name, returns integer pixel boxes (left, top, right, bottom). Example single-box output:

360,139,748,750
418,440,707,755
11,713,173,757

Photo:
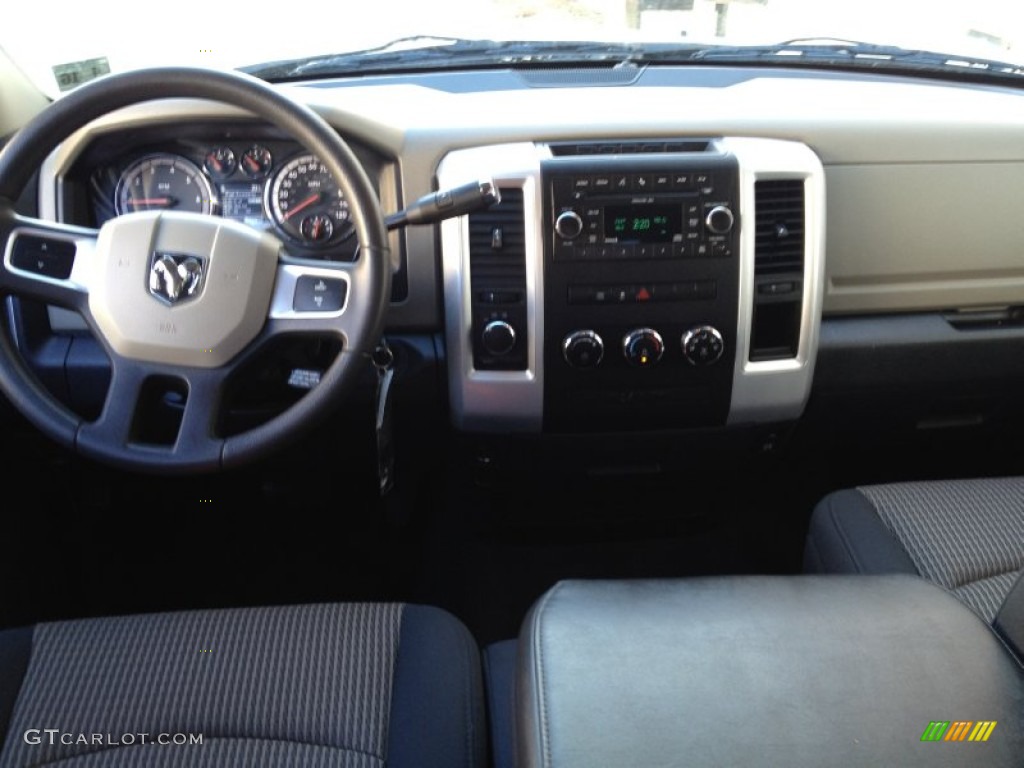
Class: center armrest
517,575,1023,768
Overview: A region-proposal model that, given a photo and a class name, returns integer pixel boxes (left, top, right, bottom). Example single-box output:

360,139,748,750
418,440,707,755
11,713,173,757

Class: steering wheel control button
682,325,725,366
481,319,517,356
11,235,76,279
563,330,604,369
622,328,664,367
293,276,347,312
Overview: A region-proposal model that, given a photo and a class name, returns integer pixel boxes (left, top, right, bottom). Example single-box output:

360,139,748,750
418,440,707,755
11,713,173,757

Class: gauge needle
129,197,177,207
244,155,261,172
284,193,321,221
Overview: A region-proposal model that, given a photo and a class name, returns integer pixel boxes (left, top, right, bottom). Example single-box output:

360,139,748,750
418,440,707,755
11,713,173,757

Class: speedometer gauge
115,154,215,215
268,154,352,247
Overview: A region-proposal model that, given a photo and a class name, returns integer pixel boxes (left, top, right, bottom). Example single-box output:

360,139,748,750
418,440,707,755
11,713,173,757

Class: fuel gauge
204,146,236,178
240,144,273,178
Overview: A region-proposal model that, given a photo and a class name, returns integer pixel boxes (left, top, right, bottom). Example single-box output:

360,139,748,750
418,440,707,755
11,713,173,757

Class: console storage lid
517,575,1024,768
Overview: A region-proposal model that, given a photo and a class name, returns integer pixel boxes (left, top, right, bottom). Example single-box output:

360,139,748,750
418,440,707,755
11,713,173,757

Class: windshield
6,0,1024,97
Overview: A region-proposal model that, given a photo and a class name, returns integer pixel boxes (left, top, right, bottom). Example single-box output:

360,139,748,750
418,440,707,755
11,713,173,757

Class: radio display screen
604,204,681,242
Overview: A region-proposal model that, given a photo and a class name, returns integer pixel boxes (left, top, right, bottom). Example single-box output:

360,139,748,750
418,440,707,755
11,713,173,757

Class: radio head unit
541,153,741,432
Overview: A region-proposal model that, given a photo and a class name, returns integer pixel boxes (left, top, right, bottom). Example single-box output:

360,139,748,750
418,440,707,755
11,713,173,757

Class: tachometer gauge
268,154,352,247
115,154,215,215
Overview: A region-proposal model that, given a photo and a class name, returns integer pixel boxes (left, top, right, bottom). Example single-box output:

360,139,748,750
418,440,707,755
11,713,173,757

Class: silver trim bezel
715,137,826,425
438,143,549,432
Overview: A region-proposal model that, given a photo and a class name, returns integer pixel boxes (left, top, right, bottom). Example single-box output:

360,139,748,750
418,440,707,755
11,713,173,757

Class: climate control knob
481,320,517,356
705,205,735,235
622,328,664,368
554,210,584,240
562,330,604,369
681,325,724,366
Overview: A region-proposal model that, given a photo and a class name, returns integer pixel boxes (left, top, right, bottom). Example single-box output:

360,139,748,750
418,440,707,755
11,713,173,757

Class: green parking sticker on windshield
52,57,110,92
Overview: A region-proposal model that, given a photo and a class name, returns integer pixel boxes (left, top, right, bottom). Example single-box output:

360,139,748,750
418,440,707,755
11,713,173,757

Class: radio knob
563,330,604,369
554,210,584,240
682,325,725,366
481,320,517,356
705,205,735,235
622,328,664,368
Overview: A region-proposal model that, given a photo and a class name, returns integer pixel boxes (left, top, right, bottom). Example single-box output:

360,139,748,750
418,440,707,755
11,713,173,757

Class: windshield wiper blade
242,38,656,80
644,38,1024,76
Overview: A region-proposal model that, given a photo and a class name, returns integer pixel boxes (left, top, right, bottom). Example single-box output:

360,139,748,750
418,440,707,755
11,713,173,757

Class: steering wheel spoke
76,356,227,470
0,207,96,312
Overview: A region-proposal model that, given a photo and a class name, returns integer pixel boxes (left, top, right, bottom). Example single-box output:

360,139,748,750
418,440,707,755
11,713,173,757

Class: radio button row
568,281,716,304
559,241,707,260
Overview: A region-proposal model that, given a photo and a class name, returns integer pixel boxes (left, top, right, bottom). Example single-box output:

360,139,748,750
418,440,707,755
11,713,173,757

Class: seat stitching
535,582,564,768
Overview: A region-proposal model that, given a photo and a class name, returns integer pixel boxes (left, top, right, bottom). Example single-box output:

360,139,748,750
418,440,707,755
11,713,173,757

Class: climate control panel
563,326,725,370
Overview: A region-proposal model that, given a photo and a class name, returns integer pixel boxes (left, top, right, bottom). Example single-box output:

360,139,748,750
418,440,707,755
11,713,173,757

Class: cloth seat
803,476,1024,622
0,602,484,768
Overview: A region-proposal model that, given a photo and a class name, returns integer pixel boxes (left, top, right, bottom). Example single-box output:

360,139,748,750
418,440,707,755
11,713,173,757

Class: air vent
754,180,805,274
548,140,710,156
468,188,528,371
750,179,805,361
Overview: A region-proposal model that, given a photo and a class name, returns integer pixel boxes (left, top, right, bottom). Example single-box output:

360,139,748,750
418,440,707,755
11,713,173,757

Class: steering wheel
0,68,390,474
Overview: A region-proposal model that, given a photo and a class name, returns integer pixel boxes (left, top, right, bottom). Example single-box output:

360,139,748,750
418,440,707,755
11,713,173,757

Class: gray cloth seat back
804,476,1024,622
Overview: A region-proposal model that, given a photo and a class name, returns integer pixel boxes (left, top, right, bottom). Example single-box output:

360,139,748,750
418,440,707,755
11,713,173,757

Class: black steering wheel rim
0,67,390,474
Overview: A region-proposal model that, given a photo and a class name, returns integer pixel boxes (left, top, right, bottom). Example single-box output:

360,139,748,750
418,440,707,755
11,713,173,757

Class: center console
439,138,825,434
515,576,1024,767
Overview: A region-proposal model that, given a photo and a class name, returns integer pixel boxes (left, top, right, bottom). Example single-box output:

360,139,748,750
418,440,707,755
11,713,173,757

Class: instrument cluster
89,136,359,260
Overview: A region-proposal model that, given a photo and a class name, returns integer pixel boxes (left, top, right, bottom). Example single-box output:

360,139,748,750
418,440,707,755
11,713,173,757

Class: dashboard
29,67,1024,448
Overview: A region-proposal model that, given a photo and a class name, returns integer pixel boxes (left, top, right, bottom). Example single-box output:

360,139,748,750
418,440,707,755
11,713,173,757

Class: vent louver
468,188,528,371
754,180,804,274
750,179,805,362
469,188,526,290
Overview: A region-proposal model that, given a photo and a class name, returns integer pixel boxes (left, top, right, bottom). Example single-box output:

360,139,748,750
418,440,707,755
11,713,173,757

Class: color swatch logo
921,721,997,742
